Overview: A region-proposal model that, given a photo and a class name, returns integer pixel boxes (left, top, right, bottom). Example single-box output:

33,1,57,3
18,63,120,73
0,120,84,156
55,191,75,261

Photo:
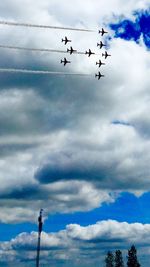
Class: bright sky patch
110,10,150,48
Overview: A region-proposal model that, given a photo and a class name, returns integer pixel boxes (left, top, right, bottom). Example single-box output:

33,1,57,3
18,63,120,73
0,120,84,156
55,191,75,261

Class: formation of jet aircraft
97,41,106,49
102,51,111,59
95,71,105,80
62,36,71,45
60,28,110,80
67,46,77,54
85,49,95,57
61,57,71,66
98,28,108,36
96,60,105,68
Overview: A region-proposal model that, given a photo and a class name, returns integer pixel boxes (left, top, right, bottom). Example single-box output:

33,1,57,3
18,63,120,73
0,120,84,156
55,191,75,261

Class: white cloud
66,220,150,243
0,181,114,223
0,220,150,266
0,0,149,224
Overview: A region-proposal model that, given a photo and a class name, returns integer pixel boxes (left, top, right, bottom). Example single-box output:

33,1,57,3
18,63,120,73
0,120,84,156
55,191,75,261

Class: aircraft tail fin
60,60,63,63
97,43,99,47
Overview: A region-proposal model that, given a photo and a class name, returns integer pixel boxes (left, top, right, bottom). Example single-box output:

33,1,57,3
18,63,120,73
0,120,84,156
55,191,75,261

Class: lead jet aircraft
62,36,71,45
96,60,105,68
95,71,105,80
98,28,108,36
102,51,111,59
97,41,106,49
85,49,95,57
61,57,71,66
67,46,77,54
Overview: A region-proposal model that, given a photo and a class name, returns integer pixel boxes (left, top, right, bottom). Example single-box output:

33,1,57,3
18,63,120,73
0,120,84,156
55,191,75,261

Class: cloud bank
0,0,150,223
0,220,149,266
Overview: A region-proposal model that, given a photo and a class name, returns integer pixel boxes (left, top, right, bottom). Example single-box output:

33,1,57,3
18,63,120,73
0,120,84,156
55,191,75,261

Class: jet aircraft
97,41,106,49
67,46,77,54
96,60,105,68
98,28,108,36
62,36,71,45
85,49,95,57
61,57,71,66
102,51,111,59
95,71,105,80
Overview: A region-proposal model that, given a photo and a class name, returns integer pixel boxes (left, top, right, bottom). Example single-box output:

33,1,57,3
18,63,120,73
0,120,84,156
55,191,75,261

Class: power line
0,67,91,76
0,20,95,32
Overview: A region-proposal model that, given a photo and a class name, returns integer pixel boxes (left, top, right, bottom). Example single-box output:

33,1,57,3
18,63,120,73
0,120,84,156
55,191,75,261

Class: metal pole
36,209,43,267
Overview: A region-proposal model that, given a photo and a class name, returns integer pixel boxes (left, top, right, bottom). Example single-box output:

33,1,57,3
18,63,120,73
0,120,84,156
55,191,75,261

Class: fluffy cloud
0,220,150,266
0,179,114,223
34,38,150,190
0,0,150,224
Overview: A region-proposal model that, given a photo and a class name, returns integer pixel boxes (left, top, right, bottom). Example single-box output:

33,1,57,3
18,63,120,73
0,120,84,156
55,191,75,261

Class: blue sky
110,10,150,48
0,1,150,266
1,191,150,242
0,191,149,240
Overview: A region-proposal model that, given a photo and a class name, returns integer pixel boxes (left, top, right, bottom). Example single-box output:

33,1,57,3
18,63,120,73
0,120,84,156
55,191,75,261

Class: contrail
78,51,101,56
0,44,100,56
0,44,67,54
0,68,91,76
77,52,86,55
0,44,101,56
0,20,95,32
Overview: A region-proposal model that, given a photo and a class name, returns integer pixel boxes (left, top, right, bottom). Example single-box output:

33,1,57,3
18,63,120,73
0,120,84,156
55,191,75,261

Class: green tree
115,250,124,267
127,245,140,267
105,251,114,267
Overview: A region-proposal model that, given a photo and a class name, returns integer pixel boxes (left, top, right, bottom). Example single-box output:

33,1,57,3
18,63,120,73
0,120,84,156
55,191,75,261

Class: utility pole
36,209,43,267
